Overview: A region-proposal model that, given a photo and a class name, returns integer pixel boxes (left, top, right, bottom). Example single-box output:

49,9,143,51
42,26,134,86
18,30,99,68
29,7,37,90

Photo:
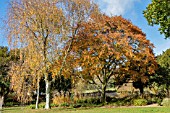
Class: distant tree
52,75,72,97
154,49,170,97
0,46,10,110
0,46,19,110
143,0,170,38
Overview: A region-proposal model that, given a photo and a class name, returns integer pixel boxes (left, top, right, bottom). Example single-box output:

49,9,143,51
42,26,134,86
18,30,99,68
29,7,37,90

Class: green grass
2,107,170,113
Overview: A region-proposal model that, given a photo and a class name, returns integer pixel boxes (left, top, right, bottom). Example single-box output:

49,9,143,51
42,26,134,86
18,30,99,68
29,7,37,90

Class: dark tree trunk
166,86,170,98
101,84,107,103
139,86,144,95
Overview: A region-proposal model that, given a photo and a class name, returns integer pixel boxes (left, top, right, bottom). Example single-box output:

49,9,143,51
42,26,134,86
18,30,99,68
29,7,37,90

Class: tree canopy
7,0,99,109
143,0,170,38
62,14,157,103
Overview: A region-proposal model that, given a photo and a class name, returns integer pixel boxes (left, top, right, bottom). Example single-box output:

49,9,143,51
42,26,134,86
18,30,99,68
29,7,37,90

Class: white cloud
95,0,140,16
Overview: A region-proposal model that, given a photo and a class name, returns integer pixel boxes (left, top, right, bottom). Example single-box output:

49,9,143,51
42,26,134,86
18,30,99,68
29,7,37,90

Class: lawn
2,107,170,113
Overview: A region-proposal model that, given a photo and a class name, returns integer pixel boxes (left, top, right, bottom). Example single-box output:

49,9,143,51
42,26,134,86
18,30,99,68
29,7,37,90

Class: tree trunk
166,87,170,98
35,76,40,109
101,84,107,104
0,96,4,110
139,86,144,98
45,75,51,109
139,87,144,94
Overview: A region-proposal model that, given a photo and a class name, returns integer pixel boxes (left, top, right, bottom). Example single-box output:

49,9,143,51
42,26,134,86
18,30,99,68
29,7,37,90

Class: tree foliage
0,46,10,109
143,0,170,38
6,0,158,106
7,0,66,108
155,49,170,97
0,46,19,109
7,0,99,109
52,75,72,97
68,14,157,103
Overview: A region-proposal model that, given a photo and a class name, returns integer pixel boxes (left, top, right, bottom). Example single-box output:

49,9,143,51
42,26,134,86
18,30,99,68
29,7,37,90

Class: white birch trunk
35,76,40,109
45,77,51,109
0,96,4,110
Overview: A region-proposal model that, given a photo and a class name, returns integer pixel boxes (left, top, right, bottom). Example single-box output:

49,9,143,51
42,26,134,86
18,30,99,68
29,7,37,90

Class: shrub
109,96,133,106
52,96,71,105
133,99,147,106
76,98,101,105
28,103,58,109
147,96,162,105
28,104,36,109
87,98,101,105
50,103,59,107
5,102,14,107
71,103,82,108
60,102,70,107
27,102,45,109
38,102,45,108
157,98,162,106
76,99,86,104
161,98,170,107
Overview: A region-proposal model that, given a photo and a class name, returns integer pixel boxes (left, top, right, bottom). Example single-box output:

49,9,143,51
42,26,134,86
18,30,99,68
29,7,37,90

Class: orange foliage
69,14,157,101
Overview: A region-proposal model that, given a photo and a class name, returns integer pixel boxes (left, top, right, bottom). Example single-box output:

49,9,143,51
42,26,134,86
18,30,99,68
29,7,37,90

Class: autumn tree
143,0,170,38
7,0,99,109
7,0,66,109
70,15,157,103
9,49,45,108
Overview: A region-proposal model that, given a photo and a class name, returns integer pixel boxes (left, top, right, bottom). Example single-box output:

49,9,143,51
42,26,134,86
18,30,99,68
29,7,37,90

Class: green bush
87,98,101,105
60,102,70,107
161,98,170,107
50,103,59,107
113,101,125,106
147,97,162,105
109,96,133,106
5,102,14,107
76,98,101,105
157,98,163,106
133,99,147,106
76,99,86,104
38,102,45,108
28,104,36,109
28,103,58,109
71,103,82,108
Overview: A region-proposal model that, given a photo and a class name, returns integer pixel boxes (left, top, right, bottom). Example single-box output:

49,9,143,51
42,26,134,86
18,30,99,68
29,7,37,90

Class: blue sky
0,0,169,55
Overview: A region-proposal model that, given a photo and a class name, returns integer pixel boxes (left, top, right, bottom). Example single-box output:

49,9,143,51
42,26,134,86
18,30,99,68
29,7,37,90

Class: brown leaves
69,14,157,86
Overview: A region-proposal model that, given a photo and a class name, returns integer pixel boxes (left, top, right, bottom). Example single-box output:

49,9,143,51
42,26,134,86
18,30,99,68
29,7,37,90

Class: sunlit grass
3,106,170,113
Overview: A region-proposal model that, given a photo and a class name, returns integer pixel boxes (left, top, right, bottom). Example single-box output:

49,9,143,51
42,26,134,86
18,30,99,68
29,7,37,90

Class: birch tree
7,0,65,109
7,0,99,109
